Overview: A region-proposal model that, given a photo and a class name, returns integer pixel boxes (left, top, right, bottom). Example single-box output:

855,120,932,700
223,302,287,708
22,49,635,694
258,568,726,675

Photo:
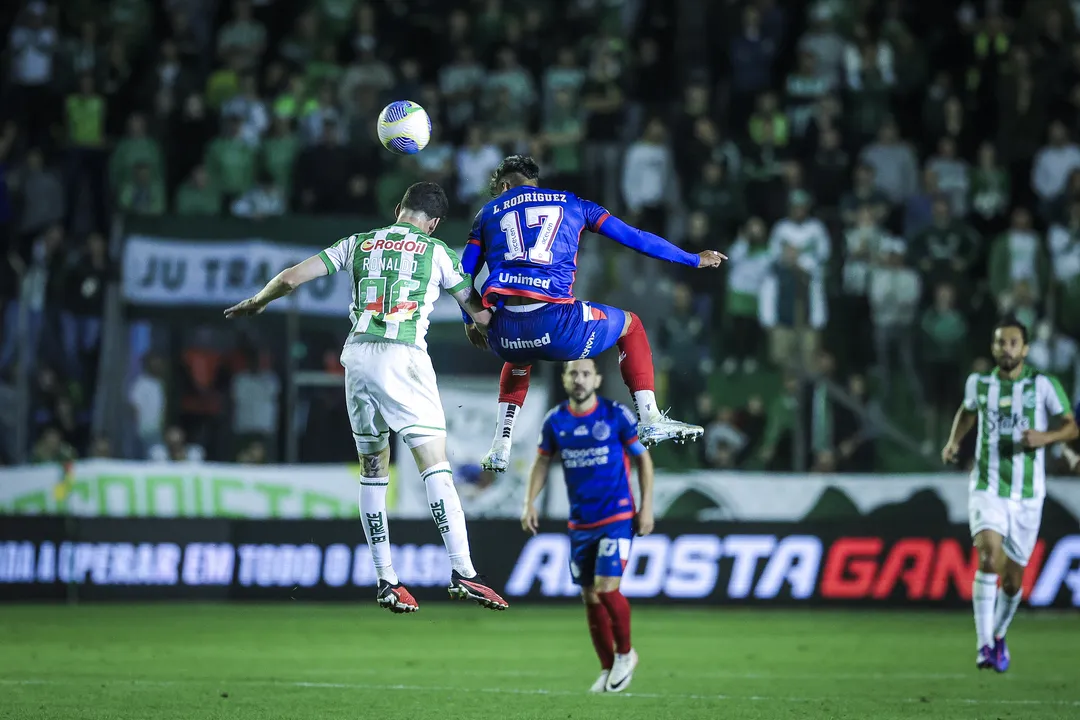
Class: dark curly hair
489,154,541,197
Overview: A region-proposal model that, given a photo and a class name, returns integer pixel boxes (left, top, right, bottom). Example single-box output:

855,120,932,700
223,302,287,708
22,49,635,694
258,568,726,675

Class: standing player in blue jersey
459,155,726,471
521,359,654,693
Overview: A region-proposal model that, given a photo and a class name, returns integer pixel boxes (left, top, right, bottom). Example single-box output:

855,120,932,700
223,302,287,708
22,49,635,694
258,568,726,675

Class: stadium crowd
1,0,1079,472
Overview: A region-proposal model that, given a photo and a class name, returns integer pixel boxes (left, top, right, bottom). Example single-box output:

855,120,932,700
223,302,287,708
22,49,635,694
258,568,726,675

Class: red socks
498,363,531,406
615,312,655,393
597,590,632,654
585,602,615,670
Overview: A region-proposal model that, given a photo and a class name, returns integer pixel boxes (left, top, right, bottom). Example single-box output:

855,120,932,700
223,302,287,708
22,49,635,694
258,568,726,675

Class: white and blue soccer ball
377,100,431,155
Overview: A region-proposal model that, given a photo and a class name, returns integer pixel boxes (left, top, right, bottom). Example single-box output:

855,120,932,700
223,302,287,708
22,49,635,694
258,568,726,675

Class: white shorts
968,491,1043,566
340,339,446,455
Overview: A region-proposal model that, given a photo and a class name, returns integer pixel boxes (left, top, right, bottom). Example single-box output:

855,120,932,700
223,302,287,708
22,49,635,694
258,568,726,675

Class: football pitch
1,604,1077,720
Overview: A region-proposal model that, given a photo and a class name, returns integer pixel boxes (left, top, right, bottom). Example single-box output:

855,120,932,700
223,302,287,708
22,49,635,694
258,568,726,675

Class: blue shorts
568,519,633,587
488,300,626,364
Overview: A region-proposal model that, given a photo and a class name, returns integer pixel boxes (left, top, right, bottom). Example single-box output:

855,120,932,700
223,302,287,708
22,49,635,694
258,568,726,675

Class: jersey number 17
500,206,564,265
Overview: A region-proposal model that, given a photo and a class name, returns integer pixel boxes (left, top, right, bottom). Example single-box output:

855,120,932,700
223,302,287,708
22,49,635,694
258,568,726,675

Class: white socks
994,587,1022,640
358,478,398,585
421,462,477,577
493,402,518,447
633,390,660,424
972,571,998,648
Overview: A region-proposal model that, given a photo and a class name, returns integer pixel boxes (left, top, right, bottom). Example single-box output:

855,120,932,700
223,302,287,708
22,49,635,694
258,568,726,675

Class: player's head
396,182,448,234
562,359,601,404
489,154,540,197
992,316,1029,372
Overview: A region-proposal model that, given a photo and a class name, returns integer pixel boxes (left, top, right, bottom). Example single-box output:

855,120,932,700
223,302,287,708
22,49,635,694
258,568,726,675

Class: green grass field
1,604,1077,719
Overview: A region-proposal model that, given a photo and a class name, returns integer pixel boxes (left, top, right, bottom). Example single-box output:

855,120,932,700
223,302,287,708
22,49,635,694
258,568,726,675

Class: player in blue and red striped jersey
521,359,654,694
459,155,726,472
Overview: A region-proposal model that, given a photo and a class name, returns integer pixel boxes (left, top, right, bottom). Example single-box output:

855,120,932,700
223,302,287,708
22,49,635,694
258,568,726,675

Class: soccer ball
377,101,431,155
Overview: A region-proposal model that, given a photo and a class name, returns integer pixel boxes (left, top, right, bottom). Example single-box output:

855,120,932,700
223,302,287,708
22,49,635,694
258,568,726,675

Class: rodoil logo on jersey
360,237,428,254
501,333,552,350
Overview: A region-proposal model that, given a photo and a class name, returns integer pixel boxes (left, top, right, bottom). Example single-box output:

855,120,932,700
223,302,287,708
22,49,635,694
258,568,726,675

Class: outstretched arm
595,213,726,268
224,254,328,318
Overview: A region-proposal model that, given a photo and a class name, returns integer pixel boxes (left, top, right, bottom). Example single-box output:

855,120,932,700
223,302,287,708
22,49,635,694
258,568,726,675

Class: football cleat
447,570,509,610
605,649,638,692
589,670,610,693
377,580,419,614
481,440,511,473
993,637,1011,673
976,644,994,670
638,412,703,448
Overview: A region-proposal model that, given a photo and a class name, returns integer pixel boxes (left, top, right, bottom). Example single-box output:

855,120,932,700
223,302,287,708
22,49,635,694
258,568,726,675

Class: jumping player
459,155,725,472
521,359,654,693
941,316,1077,671
225,182,509,614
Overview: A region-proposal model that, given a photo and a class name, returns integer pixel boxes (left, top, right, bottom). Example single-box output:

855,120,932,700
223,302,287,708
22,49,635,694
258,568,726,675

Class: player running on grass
225,182,509,614
521,359,654,693
458,155,725,472
941,316,1077,671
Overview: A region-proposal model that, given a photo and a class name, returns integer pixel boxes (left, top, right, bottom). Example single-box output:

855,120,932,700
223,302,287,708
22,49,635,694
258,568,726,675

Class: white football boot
605,649,638,692
638,411,703,448
480,439,511,472
588,670,610,693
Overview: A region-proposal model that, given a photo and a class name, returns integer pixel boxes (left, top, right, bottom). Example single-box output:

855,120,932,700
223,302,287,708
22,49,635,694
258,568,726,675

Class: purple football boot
993,637,1011,673
976,644,995,670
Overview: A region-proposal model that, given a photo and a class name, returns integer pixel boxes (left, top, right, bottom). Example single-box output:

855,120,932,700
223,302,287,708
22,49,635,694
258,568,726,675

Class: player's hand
465,323,489,351
224,297,266,319
696,250,727,268
520,505,539,535
941,442,960,465
634,508,654,537
1022,429,1050,449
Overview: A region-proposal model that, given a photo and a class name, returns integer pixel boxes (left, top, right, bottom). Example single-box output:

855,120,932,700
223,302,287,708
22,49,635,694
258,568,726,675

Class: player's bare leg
992,556,1025,673
482,363,532,472
412,437,508,610
358,446,418,613
581,585,615,692
616,311,703,447
593,574,637,692
972,529,1008,669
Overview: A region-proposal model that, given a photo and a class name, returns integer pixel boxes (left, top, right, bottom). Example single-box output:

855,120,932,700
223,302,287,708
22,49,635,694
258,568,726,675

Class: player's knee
581,587,600,605
359,451,387,477
976,545,1002,573
1001,575,1022,596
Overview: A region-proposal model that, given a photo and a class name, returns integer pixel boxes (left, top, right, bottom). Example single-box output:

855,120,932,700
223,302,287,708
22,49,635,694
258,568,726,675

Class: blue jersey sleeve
614,402,645,455
579,198,612,234
594,213,701,267
538,413,558,456
460,212,486,324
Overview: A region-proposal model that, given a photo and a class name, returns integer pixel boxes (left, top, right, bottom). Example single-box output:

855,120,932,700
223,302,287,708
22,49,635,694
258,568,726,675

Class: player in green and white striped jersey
942,317,1077,672
225,182,510,614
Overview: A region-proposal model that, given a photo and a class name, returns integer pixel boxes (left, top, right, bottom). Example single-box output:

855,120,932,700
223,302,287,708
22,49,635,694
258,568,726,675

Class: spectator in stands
31,426,77,464
118,162,167,217
759,238,825,371
0,225,66,375
927,136,971,218
904,168,939,238
204,114,257,201
109,114,165,197
14,149,65,247
231,349,280,462
844,37,894,147
909,196,981,302
749,92,789,150
869,237,923,402
658,283,709,421
703,406,747,470
835,374,879,472
969,142,1011,238
169,93,218,191
63,72,108,233
860,118,919,206
741,122,788,220
840,163,889,228
808,350,838,466
723,217,770,374
543,46,586,121
149,425,206,463
786,51,830,141
798,5,843,91
921,282,968,446
141,40,198,134
9,2,58,150
759,374,799,470
279,9,321,68
61,232,112,385
769,190,830,278
230,170,285,219
88,436,112,459
542,89,585,193
729,4,777,129
809,126,850,208
622,118,675,236
690,160,745,239
175,165,222,216
1048,198,1080,333
581,43,624,205
989,207,1047,317
222,73,269,147
129,353,166,458
1029,319,1080,400
841,205,888,373
455,126,501,208
1033,120,1080,218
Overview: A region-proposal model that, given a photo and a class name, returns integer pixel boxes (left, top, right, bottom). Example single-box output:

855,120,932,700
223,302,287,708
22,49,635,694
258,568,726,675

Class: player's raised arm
581,198,726,268
224,253,329,318
942,373,979,464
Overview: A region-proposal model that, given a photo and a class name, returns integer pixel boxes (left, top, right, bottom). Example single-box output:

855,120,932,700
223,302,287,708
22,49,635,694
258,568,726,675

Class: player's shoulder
543,401,569,424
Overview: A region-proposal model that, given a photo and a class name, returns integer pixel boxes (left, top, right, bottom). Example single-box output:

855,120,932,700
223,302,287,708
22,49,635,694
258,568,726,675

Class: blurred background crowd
2,0,1080,475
